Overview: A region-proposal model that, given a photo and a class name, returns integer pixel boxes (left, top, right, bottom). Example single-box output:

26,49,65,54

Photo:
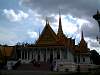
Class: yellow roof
36,22,58,45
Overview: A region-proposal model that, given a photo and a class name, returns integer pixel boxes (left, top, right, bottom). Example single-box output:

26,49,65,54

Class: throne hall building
16,14,91,68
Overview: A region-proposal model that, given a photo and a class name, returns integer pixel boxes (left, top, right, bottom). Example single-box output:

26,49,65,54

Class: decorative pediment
36,22,57,45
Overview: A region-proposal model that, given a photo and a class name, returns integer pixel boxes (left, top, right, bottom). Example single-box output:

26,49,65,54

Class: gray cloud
20,0,100,36
20,0,100,17
19,0,100,50
81,21,99,39
90,40,100,48
3,9,29,22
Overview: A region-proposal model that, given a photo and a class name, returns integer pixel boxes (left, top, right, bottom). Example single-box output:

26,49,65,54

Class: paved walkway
1,70,69,75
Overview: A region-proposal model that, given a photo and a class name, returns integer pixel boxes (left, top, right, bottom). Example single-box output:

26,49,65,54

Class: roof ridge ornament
46,16,49,25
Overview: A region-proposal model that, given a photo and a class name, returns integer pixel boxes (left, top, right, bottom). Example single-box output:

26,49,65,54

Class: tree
90,50,100,65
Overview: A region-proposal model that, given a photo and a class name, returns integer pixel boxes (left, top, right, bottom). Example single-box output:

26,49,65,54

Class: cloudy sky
0,0,100,53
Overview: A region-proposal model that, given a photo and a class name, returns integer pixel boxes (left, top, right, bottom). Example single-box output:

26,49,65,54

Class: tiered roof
35,13,89,54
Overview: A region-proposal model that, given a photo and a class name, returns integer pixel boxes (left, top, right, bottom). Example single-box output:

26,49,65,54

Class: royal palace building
15,13,91,67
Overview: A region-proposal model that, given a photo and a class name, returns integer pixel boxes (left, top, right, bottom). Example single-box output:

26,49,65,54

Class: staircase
17,62,50,71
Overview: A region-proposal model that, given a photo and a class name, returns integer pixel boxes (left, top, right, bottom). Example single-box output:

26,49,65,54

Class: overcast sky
0,0,100,53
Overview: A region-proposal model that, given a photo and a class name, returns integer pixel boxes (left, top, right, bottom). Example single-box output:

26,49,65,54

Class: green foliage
90,50,100,65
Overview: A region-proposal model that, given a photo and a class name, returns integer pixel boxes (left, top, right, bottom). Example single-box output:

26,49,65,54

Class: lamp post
96,36,100,44
93,10,100,31
93,10,100,43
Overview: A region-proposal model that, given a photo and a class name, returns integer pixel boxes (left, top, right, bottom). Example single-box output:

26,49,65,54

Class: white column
27,51,28,60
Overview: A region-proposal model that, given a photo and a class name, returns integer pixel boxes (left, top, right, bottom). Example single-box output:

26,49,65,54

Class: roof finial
97,9,99,15
59,8,61,18
46,16,49,24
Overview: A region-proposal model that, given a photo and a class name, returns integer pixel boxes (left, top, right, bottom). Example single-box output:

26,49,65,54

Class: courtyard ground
0,70,100,75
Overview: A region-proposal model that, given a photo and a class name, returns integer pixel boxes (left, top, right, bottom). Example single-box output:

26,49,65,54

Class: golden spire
57,9,63,36
81,30,84,40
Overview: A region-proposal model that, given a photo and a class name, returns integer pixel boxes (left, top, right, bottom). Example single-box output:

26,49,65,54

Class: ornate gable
78,31,89,53
36,21,57,45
